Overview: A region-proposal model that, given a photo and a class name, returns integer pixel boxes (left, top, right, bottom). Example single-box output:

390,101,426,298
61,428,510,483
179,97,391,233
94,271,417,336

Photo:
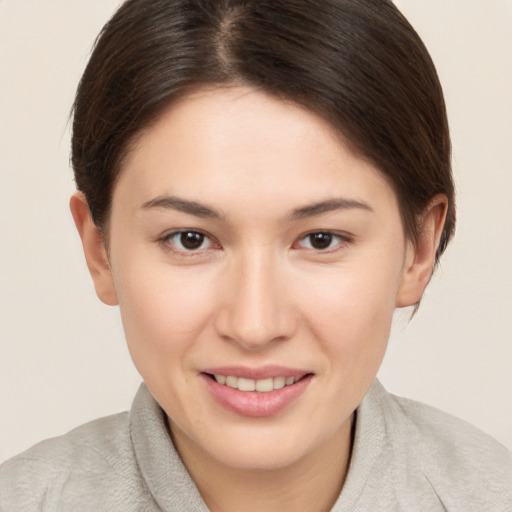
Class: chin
186,417,346,473
209,439,309,472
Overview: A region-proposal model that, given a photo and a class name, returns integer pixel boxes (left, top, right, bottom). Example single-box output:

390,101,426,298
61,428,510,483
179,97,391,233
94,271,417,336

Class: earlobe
395,195,448,308
69,192,118,306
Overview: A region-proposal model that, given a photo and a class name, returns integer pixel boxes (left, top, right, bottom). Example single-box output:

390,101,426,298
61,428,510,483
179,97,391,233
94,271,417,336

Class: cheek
113,261,217,379
297,250,403,370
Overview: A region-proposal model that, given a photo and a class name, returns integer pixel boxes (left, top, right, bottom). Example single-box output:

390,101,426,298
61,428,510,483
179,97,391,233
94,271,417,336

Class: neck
170,415,354,512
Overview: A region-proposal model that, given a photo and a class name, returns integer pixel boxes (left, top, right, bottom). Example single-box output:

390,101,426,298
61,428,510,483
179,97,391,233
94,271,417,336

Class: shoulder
372,381,512,510
1,411,131,473
0,411,147,510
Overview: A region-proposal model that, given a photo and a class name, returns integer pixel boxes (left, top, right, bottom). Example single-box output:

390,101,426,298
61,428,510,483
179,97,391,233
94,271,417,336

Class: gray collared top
1,380,511,511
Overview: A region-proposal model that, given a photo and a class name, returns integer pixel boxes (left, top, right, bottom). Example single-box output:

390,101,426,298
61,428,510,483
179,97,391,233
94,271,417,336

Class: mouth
206,373,308,393
201,367,314,417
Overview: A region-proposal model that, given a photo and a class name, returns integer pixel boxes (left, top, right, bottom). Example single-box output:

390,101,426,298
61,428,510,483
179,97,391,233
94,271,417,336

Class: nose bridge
215,246,295,350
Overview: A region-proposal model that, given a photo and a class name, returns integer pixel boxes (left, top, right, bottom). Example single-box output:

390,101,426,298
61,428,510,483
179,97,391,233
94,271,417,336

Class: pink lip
201,369,313,418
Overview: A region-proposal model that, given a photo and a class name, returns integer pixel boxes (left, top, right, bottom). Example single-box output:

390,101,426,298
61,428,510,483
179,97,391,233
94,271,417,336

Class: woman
1,0,511,510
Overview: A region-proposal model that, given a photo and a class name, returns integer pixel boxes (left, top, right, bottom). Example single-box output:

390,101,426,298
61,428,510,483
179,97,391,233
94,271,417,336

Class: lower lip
202,374,313,417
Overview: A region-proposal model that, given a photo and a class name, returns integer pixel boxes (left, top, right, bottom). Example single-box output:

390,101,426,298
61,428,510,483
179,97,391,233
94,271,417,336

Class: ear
69,192,118,306
396,194,448,308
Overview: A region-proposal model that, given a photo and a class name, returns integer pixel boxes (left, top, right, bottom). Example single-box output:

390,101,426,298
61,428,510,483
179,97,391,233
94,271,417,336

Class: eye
296,231,348,251
163,230,215,253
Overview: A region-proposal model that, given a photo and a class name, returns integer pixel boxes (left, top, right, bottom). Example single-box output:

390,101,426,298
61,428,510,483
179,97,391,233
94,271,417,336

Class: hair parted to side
71,0,455,262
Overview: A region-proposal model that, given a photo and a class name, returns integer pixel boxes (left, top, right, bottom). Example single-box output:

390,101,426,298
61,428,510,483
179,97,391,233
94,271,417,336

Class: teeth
237,377,256,392
256,378,274,392
226,376,238,388
273,376,285,390
213,374,303,392
214,374,226,385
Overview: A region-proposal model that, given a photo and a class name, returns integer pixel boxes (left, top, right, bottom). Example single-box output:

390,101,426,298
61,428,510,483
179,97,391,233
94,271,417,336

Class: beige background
1,1,511,463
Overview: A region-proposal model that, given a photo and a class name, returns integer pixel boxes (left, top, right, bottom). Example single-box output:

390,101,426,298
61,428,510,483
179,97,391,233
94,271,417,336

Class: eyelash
158,229,352,257
294,231,352,252
158,230,219,256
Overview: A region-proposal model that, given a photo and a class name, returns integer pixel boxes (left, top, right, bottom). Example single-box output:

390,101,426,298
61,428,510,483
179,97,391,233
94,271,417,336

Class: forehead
114,86,398,218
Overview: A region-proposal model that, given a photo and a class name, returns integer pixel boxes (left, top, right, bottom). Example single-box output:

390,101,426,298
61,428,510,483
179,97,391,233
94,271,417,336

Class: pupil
311,232,332,250
180,232,204,250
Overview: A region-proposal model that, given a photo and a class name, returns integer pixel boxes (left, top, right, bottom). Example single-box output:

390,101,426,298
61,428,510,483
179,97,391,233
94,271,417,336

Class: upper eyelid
161,228,212,240
297,230,353,241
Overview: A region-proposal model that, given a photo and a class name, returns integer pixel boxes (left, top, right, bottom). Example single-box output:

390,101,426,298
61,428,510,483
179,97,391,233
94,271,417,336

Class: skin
71,86,447,512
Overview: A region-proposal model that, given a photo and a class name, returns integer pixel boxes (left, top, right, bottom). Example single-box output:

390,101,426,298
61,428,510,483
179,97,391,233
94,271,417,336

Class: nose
214,250,297,351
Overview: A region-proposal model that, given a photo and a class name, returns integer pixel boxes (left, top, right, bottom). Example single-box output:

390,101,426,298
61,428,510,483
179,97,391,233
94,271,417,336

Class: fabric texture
1,380,511,511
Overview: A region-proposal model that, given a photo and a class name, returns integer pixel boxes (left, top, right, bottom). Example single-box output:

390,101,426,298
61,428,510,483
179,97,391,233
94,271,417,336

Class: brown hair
71,0,455,260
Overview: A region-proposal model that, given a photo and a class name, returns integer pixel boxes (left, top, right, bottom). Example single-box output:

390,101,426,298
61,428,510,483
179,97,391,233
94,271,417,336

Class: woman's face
101,87,416,471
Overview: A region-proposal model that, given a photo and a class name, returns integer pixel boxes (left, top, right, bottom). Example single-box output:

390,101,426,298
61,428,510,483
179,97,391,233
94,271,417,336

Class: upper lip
201,365,311,380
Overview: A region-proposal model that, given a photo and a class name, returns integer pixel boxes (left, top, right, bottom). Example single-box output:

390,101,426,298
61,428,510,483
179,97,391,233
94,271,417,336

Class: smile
213,375,302,393
202,369,313,417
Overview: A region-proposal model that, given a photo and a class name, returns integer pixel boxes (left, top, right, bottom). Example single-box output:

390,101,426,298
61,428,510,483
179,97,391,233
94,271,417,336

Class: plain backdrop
1,1,511,463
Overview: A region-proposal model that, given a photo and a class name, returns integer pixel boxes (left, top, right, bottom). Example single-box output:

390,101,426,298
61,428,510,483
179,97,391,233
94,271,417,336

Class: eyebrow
141,195,373,221
141,196,223,219
290,198,374,220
